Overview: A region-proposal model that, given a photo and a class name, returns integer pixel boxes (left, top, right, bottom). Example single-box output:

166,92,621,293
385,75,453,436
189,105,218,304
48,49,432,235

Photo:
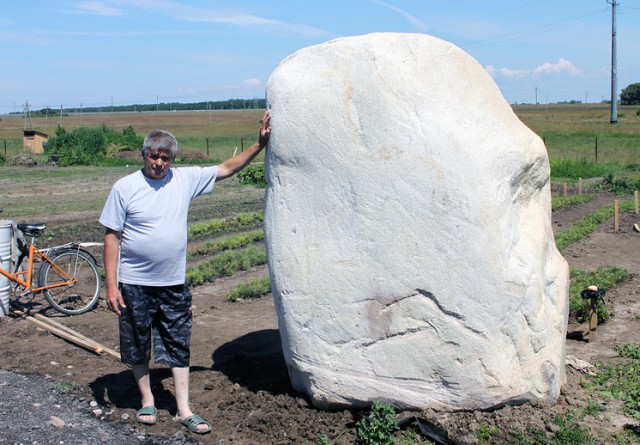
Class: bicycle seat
17,223,47,237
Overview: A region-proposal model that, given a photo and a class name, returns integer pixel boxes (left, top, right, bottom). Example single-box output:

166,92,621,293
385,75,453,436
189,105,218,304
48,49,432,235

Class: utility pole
608,0,618,124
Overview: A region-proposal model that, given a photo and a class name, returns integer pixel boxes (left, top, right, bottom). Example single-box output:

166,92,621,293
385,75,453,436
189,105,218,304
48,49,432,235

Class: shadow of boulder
211,328,293,395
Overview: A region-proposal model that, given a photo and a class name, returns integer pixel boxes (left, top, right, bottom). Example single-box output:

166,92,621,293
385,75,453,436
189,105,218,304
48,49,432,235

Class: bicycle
0,216,102,315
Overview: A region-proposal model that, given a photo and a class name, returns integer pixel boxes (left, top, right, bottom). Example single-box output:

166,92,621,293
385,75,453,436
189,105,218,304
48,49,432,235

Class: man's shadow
89,329,294,410
89,366,209,414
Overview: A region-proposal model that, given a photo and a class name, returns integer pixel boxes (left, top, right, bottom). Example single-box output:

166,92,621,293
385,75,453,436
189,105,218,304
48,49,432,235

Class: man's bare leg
132,363,155,423
173,367,210,432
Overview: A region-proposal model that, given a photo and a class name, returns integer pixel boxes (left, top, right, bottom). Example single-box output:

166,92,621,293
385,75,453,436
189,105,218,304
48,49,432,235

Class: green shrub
45,124,143,166
237,164,266,187
188,229,264,258
596,174,640,195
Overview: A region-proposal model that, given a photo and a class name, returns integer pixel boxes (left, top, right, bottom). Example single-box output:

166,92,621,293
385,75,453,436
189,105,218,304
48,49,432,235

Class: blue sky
1,0,639,114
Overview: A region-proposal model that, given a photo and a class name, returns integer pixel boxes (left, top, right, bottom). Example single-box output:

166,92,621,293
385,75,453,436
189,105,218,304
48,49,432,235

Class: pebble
49,416,65,428
89,401,98,407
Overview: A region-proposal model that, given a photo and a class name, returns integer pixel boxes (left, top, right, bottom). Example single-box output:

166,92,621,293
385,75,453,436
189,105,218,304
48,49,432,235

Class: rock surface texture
263,33,569,411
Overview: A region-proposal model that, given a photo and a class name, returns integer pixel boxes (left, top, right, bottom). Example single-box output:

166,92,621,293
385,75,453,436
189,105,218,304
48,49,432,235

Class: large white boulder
263,32,569,411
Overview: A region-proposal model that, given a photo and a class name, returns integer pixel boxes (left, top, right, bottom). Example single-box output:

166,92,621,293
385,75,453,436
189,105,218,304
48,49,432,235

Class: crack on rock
415,289,464,321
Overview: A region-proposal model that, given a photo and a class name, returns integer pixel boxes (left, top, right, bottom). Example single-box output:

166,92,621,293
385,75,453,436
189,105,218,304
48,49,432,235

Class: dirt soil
1,186,639,444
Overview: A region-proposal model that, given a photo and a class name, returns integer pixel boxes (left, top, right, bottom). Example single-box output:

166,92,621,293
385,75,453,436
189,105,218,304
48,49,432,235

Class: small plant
356,400,399,445
53,381,78,393
477,424,500,443
317,433,332,445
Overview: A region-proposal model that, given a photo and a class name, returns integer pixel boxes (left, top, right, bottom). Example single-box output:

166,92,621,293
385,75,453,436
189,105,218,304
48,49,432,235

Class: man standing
100,111,270,434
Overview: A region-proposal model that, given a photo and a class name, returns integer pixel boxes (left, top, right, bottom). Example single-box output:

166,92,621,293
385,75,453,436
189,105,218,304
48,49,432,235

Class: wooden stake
578,178,583,195
11,309,121,360
563,183,568,198
635,190,639,214
614,199,619,231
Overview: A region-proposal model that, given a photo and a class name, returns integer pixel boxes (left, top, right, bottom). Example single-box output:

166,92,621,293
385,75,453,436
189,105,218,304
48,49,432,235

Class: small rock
33,403,42,408
121,413,130,421
50,361,59,366
89,400,98,407
49,416,65,427
92,408,103,416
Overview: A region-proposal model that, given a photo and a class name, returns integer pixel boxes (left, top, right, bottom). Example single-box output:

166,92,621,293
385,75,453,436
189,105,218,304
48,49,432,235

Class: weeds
356,401,399,445
552,193,597,211
587,343,640,421
568,267,629,323
53,381,79,393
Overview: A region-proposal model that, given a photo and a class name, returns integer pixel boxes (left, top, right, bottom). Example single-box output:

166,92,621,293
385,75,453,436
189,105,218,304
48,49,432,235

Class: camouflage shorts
118,283,192,368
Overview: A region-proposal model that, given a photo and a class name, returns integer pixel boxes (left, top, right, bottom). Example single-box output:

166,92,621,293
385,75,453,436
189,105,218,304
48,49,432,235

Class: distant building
23,130,48,154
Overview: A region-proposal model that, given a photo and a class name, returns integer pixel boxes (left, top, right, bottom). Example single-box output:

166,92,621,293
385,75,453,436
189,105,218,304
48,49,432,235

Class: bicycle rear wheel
39,248,101,315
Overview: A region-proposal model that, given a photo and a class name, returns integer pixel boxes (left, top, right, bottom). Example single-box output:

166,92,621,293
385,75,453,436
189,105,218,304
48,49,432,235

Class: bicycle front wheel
39,248,101,315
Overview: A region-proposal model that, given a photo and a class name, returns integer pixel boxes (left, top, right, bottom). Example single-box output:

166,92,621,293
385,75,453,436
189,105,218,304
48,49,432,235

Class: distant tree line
22,98,267,116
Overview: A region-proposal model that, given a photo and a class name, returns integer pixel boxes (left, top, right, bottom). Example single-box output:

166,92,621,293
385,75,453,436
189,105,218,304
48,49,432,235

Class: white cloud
486,58,581,79
242,78,263,89
533,58,580,76
113,0,327,36
70,1,125,16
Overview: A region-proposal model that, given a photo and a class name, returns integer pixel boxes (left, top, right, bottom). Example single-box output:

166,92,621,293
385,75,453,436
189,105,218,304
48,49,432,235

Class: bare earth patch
0,189,639,444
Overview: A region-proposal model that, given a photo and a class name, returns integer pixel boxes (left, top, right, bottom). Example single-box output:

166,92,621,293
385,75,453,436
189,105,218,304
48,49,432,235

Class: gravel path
0,370,200,445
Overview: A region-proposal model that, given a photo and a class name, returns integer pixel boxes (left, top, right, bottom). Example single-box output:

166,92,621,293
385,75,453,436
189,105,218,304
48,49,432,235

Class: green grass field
0,109,267,163
2,104,639,166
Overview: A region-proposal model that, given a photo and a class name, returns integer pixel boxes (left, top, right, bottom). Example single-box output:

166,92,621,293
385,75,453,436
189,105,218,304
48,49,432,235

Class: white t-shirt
99,166,217,286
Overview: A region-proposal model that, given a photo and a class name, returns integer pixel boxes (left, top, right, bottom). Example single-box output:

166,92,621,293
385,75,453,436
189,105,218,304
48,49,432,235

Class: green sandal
179,414,211,434
135,406,157,425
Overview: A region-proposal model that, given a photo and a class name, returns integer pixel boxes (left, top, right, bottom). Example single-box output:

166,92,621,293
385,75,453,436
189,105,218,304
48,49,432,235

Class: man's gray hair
142,130,178,156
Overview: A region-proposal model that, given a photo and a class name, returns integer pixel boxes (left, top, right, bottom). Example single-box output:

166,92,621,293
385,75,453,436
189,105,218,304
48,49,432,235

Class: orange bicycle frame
0,243,77,293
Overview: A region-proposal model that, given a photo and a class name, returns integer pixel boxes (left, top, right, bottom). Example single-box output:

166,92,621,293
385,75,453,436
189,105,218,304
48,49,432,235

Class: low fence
542,134,639,165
